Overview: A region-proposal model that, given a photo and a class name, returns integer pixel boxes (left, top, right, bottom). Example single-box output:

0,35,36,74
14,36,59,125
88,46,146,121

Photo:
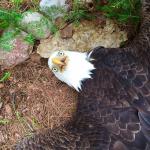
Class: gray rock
0,28,33,69
37,19,127,58
39,0,68,20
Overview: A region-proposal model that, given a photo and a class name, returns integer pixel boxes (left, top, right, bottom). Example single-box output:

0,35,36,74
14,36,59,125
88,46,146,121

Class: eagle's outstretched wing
78,47,150,149
13,122,111,150
105,50,150,144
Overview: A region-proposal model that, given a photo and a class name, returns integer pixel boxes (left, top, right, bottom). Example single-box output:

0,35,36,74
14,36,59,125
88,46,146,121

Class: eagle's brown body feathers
13,0,150,149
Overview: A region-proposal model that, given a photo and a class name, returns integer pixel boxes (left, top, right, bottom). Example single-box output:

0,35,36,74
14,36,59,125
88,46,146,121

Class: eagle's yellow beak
52,57,65,66
52,56,67,70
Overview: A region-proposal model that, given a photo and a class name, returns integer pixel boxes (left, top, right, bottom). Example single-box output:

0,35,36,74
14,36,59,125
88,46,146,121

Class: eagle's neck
55,52,95,91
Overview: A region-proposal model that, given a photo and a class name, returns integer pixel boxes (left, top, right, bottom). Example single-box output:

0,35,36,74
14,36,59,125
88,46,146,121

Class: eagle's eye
52,67,58,72
58,51,64,56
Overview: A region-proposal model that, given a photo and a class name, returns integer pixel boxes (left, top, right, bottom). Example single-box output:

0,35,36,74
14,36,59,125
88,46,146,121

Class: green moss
0,28,20,51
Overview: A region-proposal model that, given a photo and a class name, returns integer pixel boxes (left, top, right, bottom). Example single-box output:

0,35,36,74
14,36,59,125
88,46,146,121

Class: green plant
64,0,93,25
0,118,10,125
0,9,35,49
96,0,141,24
24,34,35,45
39,1,90,32
0,9,22,29
41,5,65,21
30,0,40,11
15,111,34,134
0,0,39,30
10,0,39,11
31,117,40,129
0,72,11,82
10,0,23,10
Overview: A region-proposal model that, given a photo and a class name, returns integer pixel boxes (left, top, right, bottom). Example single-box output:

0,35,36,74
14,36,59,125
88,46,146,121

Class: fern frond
0,8,22,29
96,0,141,24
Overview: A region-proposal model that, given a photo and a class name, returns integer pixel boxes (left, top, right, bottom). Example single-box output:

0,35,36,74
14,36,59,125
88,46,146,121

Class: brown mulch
0,55,77,149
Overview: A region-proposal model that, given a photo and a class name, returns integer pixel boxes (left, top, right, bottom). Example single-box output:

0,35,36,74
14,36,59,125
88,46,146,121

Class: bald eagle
14,0,150,150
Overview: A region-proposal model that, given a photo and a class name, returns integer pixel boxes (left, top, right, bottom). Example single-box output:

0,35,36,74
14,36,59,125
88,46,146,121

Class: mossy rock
0,28,33,69
19,12,54,39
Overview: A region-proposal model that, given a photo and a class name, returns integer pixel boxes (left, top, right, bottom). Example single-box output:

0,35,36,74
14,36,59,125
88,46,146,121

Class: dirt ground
0,54,77,149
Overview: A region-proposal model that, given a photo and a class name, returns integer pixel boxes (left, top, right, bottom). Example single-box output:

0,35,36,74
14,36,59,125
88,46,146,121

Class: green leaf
0,72,11,82
0,119,10,125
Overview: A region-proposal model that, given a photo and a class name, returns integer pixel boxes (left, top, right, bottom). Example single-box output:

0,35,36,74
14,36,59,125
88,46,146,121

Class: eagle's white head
48,50,95,91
